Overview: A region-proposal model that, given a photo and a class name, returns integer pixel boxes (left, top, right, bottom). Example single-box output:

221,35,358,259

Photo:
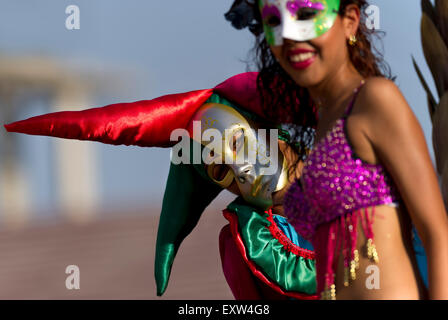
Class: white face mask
259,0,341,45
189,102,289,210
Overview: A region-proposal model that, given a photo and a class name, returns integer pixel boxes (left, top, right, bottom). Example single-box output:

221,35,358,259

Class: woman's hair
226,0,393,161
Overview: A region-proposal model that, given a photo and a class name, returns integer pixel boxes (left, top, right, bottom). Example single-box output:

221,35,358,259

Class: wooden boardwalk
0,203,234,300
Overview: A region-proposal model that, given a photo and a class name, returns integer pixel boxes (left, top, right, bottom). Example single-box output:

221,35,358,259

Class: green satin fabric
227,199,317,295
155,159,222,296
154,93,314,296
155,94,254,296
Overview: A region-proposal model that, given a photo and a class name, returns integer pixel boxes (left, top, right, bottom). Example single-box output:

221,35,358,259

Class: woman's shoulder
355,76,412,123
359,77,401,106
355,77,420,144
363,76,396,89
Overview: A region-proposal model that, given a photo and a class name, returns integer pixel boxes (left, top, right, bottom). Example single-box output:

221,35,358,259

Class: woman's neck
308,62,364,114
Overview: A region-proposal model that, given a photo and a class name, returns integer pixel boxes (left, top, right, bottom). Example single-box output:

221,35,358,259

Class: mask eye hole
211,164,230,181
263,14,281,27
230,128,245,154
296,7,319,20
206,162,234,188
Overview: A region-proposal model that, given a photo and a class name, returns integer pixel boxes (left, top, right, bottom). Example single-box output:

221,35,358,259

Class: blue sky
0,0,436,216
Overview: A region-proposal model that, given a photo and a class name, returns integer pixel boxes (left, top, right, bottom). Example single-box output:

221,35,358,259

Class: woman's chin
290,74,321,89
282,67,322,88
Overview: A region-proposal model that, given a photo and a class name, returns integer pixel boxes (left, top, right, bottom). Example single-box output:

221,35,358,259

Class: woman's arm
360,77,448,299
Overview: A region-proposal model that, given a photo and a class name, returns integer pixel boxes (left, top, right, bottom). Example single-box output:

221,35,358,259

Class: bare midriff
333,204,427,299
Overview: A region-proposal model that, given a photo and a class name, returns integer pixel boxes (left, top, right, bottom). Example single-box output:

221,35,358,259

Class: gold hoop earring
348,35,357,46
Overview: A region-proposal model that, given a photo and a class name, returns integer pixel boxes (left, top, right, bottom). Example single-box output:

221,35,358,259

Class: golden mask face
188,103,289,209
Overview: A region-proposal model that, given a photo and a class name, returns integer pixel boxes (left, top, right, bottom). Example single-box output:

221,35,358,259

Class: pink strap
343,79,366,118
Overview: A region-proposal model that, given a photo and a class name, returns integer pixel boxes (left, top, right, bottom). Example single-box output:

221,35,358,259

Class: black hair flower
224,0,263,36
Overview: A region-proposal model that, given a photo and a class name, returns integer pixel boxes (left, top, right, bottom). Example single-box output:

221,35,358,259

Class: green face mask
259,0,341,46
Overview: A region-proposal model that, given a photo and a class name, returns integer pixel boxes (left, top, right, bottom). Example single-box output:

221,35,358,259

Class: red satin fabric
222,209,318,300
219,224,265,300
4,89,213,148
219,224,292,300
214,72,265,119
4,72,270,147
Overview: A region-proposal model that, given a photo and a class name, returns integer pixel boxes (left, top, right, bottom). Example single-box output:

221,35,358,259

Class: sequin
284,118,400,239
283,81,401,299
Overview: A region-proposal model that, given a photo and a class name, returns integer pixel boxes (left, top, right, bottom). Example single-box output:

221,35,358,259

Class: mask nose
235,164,255,185
280,12,316,43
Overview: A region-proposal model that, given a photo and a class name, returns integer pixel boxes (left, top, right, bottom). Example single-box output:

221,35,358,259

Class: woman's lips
287,49,317,70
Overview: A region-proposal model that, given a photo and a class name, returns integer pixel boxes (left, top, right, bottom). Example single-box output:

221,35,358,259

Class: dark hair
226,0,392,161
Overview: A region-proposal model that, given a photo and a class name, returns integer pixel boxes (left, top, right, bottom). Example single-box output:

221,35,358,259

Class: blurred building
0,54,106,226
0,54,235,299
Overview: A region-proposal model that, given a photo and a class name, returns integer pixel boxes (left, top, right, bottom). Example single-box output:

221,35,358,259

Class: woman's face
270,16,350,88
259,1,360,88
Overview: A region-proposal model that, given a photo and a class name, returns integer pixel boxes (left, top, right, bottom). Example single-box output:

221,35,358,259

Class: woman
230,0,448,299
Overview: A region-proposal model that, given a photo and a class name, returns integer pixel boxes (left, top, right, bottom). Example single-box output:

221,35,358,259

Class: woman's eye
264,15,281,27
296,8,319,20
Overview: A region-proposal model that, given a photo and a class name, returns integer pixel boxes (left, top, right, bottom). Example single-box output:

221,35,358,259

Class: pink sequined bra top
284,80,401,299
